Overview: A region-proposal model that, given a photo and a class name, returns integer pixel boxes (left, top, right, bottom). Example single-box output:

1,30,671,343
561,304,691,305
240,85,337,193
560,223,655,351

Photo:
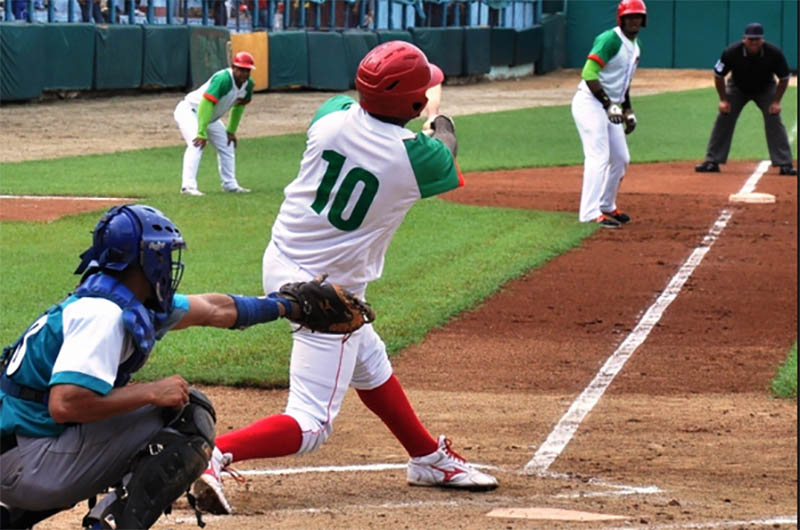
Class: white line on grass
523,148,788,475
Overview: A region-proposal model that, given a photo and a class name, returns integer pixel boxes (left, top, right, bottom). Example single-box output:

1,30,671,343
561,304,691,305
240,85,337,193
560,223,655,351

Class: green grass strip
770,343,797,399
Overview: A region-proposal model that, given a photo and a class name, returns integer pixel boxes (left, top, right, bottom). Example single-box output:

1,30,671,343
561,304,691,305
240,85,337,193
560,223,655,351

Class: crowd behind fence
2,0,545,31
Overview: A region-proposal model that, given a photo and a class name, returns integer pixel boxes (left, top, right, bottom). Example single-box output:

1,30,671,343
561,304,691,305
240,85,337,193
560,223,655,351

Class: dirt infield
3,69,797,529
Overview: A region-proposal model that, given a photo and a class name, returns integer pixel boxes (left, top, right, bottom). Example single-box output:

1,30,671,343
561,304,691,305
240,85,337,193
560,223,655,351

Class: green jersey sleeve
310,95,356,128
587,29,622,67
204,71,234,103
404,133,461,198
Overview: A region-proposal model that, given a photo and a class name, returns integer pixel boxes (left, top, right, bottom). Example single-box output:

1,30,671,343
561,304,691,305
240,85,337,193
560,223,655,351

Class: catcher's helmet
617,0,647,27
75,205,186,313
355,41,444,121
232,51,256,70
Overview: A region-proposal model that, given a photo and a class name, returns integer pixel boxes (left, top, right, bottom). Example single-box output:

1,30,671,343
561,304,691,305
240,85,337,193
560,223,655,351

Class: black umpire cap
744,22,764,39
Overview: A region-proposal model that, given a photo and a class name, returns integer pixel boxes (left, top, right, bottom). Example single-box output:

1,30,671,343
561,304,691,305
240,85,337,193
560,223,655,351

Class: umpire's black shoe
695,160,720,173
779,165,797,176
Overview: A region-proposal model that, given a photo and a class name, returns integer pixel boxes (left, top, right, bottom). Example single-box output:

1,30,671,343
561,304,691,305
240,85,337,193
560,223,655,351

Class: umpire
695,22,797,176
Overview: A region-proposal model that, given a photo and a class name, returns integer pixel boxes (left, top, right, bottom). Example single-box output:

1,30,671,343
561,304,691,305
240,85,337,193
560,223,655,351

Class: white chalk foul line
607,516,797,529
525,205,742,474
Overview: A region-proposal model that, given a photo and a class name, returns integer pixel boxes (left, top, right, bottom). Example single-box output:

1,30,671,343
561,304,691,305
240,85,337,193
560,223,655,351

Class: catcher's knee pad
89,430,213,529
88,391,217,529
289,410,333,454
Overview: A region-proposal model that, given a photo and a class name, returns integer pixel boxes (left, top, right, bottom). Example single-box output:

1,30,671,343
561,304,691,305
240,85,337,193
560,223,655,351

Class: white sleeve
51,297,126,392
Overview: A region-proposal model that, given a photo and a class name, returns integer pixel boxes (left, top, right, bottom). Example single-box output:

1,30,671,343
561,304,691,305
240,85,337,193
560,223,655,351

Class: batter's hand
624,112,637,135
607,103,624,124
718,101,731,114
227,132,237,147
150,375,190,409
768,101,781,115
193,137,208,149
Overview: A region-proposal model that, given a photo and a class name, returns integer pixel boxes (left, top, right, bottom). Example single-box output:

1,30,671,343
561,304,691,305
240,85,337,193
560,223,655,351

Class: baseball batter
174,51,255,196
0,205,303,528
193,41,497,516
571,0,646,228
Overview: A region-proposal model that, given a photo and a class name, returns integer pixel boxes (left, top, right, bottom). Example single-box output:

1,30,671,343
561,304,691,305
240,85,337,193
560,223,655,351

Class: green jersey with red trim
184,68,254,123
583,26,640,102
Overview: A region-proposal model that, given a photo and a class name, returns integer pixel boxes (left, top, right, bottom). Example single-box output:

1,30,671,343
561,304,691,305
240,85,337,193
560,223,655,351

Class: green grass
1,86,796,388
770,343,797,399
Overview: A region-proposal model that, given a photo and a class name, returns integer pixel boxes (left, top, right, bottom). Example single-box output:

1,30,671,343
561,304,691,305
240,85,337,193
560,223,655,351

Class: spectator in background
78,0,106,22
695,22,797,176
213,0,227,26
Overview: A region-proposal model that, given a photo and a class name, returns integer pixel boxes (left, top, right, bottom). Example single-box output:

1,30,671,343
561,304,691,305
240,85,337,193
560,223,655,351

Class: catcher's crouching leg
84,389,216,529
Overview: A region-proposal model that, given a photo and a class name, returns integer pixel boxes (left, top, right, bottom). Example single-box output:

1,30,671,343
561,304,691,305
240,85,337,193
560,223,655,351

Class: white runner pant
261,240,393,454
571,88,630,222
173,99,239,191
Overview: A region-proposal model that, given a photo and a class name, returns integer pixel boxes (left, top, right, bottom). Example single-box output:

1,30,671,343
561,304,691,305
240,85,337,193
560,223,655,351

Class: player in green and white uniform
192,41,498,518
173,52,256,196
571,0,646,228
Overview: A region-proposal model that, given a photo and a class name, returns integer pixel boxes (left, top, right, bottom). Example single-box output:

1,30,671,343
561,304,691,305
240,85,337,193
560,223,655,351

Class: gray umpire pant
0,405,165,513
704,80,794,166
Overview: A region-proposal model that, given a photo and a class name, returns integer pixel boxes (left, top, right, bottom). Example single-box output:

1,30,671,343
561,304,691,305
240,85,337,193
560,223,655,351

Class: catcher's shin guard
85,389,216,529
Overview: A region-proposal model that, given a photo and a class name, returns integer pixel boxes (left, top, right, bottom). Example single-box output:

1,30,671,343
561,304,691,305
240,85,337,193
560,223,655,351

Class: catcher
0,204,369,529
193,40,497,518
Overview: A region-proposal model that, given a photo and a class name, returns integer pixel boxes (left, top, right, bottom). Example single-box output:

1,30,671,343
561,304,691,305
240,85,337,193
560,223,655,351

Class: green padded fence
268,31,309,89
491,27,515,66
341,30,379,88
307,31,350,90
538,12,565,74
375,30,413,43
462,27,490,75
565,0,614,68
43,24,95,91
189,26,230,89
673,1,727,69
637,0,672,68
143,25,190,88
514,25,542,66
410,27,464,77
0,23,45,101
94,25,143,90
781,0,797,72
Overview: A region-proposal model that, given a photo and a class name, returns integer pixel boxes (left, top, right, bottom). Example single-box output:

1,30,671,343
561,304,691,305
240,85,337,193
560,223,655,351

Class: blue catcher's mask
75,204,186,313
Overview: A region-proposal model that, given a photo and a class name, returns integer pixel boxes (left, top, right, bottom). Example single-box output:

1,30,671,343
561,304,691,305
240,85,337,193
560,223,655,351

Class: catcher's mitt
278,274,376,334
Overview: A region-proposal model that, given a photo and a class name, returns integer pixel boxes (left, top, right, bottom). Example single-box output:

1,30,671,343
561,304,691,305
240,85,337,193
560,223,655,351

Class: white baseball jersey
578,26,640,102
269,95,462,287
183,68,253,122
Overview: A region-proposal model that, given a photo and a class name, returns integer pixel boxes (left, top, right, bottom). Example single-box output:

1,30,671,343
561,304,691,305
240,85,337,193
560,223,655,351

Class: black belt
1,433,17,455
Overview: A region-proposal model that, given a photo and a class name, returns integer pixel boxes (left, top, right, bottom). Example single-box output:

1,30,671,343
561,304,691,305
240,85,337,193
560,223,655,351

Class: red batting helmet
617,0,647,27
232,51,256,70
355,41,444,121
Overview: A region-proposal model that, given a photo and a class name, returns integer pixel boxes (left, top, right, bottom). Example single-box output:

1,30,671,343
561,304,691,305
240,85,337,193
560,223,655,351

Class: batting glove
607,104,624,124
624,112,637,135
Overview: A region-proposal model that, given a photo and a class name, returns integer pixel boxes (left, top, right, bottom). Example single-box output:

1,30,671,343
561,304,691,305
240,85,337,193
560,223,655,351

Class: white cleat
407,435,498,491
181,187,204,196
192,446,242,515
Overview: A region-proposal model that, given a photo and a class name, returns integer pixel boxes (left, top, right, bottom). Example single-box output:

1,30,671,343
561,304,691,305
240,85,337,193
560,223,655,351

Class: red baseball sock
216,414,302,462
356,374,438,458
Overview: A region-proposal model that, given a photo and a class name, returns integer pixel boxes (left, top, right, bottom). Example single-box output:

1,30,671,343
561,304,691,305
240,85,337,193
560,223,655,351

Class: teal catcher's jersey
0,294,189,438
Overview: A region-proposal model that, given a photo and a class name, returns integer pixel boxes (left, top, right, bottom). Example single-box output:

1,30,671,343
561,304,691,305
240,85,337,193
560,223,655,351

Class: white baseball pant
571,88,630,222
261,241,394,454
173,100,239,191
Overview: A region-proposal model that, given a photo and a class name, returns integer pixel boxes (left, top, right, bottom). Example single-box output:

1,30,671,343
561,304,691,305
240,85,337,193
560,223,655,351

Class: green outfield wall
566,0,797,71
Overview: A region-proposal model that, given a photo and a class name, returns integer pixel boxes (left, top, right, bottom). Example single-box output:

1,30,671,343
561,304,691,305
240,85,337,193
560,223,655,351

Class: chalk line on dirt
522,143,792,475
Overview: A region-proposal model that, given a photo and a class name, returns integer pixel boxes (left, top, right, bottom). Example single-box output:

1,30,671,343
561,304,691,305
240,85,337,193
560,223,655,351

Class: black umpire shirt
713,41,790,95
